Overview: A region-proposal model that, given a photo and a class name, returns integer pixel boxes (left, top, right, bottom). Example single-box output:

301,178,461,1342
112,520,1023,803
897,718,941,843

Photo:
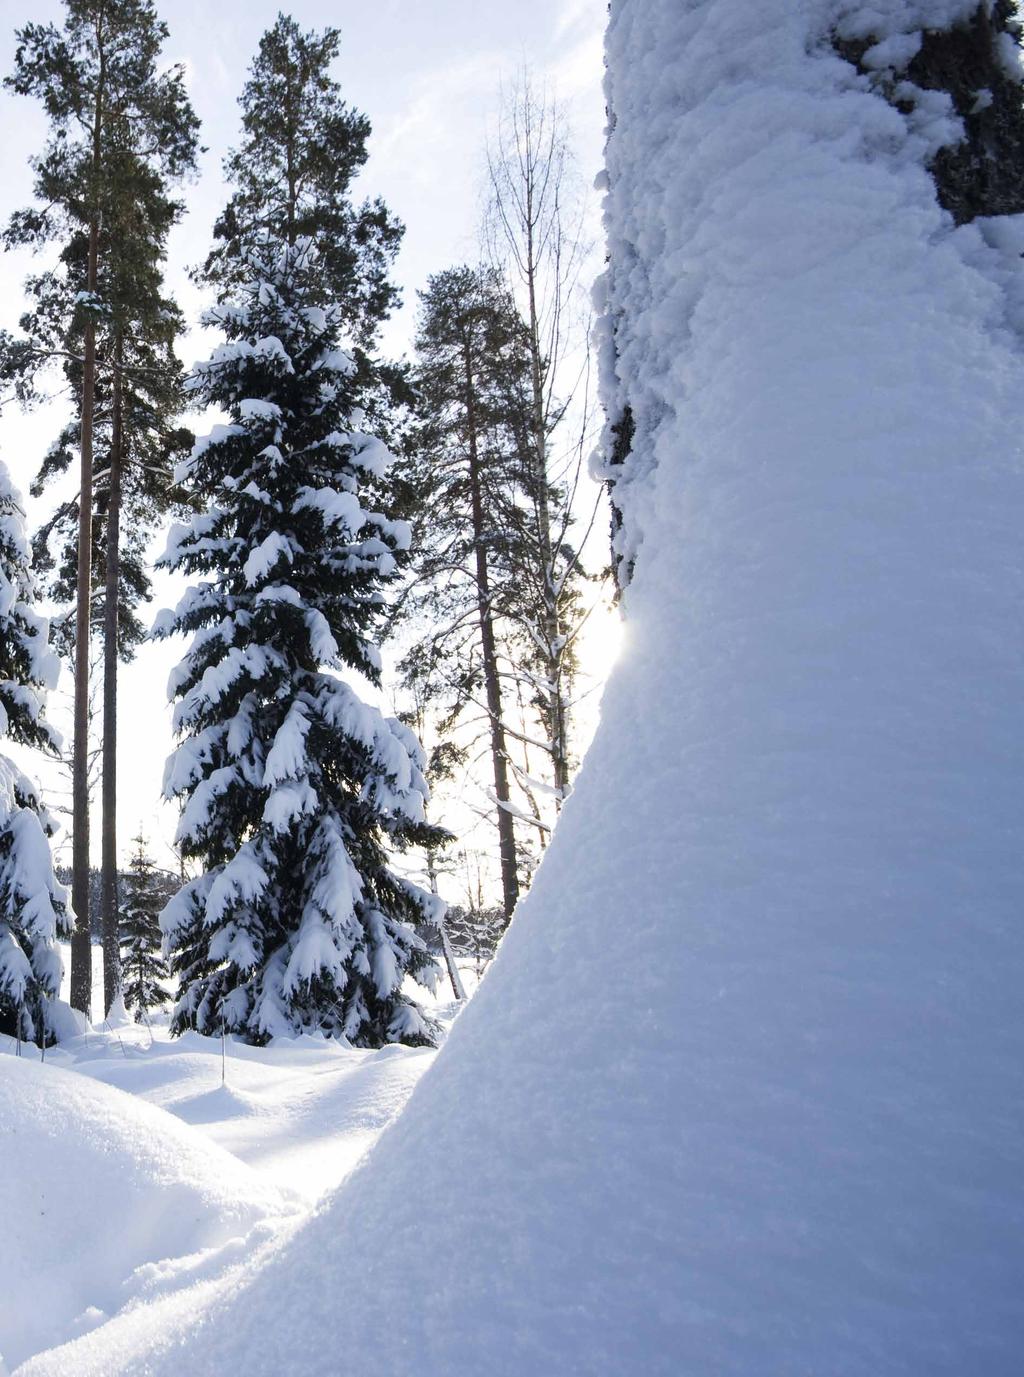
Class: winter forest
2,0,1023,1372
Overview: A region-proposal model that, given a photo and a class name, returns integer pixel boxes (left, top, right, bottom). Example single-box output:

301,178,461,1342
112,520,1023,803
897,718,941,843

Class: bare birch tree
484,70,599,809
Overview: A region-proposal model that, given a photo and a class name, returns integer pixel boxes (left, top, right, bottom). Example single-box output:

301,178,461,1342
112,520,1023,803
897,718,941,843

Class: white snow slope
20,1,1024,1373
1,1008,442,1373
0,1055,287,1371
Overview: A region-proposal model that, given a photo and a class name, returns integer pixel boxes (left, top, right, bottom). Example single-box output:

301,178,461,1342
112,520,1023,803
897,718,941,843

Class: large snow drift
0,1057,288,1371
22,0,1024,1372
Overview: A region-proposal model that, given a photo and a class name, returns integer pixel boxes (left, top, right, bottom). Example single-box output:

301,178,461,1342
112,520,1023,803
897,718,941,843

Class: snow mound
0,1056,289,1370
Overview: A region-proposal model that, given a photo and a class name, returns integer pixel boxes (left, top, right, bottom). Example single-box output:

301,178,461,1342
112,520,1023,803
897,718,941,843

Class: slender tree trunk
71,15,107,1017
463,332,520,923
285,65,297,247
515,675,547,854
427,850,465,1001
70,214,101,1017
524,250,570,807
489,85,579,807
100,334,123,1015
285,140,296,244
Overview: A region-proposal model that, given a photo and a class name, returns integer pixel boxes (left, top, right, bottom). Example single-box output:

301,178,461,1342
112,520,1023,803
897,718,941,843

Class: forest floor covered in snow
0,950,476,1374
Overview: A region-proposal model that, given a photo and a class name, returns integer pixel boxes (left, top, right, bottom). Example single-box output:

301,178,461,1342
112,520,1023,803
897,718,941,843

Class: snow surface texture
0,1055,287,1371
1,989,446,1373
20,0,1024,1372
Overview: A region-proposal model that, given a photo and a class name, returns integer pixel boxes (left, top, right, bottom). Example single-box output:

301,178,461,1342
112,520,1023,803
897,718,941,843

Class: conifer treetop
5,0,200,252
120,829,168,1021
201,13,401,345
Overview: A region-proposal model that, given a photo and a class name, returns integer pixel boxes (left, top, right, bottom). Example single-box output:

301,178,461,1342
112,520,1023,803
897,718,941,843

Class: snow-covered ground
1,950,475,1373
37,2,1018,1373
0,1051,286,1372
7,3,1024,1374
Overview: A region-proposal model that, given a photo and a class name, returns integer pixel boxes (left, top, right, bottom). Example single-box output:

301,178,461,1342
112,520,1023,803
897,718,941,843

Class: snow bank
22,1,1024,1373
0,1056,288,1370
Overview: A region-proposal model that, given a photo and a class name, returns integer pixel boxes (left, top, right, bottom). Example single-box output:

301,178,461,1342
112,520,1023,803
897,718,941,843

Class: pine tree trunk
70,215,100,1018
284,70,297,247
71,16,106,1017
69,16,108,1018
100,336,123,1015
463,332,520,924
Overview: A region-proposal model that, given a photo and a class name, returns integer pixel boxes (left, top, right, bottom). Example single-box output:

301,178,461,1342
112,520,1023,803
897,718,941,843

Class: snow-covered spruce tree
119,832,167,1020
155,238,444,1046
0,461,70,1044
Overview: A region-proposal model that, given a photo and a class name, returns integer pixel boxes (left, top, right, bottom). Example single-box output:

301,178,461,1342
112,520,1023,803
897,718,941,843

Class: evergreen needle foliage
396,265,551,918
200,12,402,349
0,463,70,1044
5,0,201,658
119,832,168,1020
156,238,445,1046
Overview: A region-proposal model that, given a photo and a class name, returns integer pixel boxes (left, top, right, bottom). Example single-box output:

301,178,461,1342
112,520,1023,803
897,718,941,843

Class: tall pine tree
5,0,200,1016
25,189,196,1016
156,238,444,1045
396,265,541,922
119,831,167,1020
0,461,70,1044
